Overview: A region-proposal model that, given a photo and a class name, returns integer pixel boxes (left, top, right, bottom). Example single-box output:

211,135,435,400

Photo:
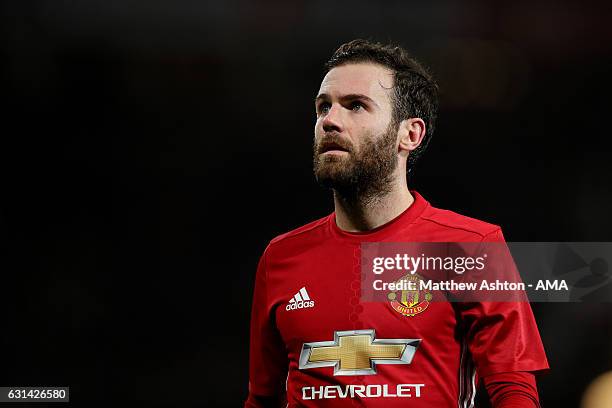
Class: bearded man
245,39,549,408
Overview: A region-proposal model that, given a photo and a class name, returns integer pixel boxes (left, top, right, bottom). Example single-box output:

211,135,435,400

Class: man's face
313,62,399,199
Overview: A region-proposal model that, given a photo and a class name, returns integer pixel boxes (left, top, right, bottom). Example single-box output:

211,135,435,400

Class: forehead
317,62,394,102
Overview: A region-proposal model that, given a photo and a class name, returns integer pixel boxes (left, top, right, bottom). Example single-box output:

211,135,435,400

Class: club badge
387,273,432,317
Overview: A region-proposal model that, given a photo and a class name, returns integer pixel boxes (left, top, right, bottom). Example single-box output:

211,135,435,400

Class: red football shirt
247,191,549,407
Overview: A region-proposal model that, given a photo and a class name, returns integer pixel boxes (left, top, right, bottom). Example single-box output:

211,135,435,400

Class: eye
317,102,331,115
350,101,364,111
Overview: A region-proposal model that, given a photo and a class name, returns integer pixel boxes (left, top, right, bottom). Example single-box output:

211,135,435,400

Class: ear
397,118,426,154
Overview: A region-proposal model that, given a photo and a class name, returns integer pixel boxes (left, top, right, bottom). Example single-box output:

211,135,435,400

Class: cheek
314,124,324,142
314,116,326,131
355,115,385,132
355,122,380,141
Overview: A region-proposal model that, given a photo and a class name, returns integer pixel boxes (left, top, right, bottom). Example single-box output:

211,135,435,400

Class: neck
333,178,414,232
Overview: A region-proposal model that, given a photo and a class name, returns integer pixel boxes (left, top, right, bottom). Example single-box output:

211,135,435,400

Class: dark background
1,1,611,407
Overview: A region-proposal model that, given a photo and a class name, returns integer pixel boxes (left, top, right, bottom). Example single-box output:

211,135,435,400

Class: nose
321,104,344,133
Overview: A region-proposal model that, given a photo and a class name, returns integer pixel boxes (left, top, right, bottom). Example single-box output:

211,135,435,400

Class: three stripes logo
286,287,315,311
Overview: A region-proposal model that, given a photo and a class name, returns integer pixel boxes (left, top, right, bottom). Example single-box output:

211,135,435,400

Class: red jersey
247,191,549,407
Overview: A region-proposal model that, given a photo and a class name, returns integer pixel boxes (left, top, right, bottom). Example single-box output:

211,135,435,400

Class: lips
319,141,350,154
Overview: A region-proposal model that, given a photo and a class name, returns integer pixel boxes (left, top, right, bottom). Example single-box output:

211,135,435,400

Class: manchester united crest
387,274,432,317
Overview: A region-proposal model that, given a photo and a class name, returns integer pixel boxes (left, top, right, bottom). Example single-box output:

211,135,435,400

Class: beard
313,120,399,202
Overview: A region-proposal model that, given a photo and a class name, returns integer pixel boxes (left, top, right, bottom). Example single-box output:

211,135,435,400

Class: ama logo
286,287,315,311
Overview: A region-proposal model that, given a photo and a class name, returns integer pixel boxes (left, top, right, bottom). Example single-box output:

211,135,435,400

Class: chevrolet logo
299,329,421,376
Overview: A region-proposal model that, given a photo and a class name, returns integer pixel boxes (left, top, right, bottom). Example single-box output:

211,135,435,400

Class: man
245,39,549,407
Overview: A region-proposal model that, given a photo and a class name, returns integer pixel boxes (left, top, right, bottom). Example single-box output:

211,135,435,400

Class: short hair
325,39,439,170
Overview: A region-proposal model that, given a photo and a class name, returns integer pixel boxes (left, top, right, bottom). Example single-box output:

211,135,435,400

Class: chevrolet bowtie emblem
299,329,421,376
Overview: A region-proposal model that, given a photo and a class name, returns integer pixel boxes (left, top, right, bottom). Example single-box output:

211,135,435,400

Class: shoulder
261,215,331,259
418,202,502,241
269,215,330,245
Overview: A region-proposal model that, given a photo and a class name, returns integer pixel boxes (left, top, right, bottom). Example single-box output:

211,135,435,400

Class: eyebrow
315,93,379,108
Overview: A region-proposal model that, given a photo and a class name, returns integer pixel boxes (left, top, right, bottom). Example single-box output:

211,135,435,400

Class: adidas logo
286,287,315,311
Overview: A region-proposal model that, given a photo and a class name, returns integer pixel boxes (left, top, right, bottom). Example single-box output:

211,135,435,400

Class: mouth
319,141,350,155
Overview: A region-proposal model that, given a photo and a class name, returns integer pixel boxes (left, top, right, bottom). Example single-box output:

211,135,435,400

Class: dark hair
325,39,439,170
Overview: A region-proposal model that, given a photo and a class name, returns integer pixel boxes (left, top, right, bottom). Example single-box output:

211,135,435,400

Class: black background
1,1,611,407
